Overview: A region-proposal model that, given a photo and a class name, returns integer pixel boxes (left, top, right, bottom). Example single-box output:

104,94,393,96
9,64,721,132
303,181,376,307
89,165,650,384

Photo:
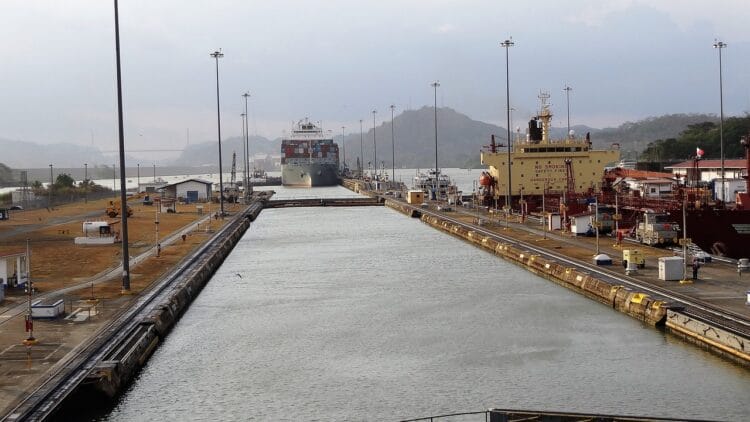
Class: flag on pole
696,147,704,158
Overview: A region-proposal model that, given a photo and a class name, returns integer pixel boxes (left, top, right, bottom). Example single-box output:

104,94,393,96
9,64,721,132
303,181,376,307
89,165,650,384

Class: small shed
162,179,212,203
0,251,29,288
569,212,594,236
407,190,425,204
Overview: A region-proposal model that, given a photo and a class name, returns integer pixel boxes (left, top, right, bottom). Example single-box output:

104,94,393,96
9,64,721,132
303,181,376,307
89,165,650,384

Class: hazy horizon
1,0,749,161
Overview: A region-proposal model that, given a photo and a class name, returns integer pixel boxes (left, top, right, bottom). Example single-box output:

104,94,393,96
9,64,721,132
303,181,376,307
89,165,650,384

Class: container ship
479,92,620,212
281,119,340,187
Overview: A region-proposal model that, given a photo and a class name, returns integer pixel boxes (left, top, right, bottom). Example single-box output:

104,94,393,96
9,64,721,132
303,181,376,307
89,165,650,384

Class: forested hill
0,110,727,173
640,114,750,162
592,113,718,151
340,106,502,170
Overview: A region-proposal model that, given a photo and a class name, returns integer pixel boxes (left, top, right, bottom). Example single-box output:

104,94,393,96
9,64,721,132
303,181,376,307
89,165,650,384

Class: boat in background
414,169,458,200
281,119,340,187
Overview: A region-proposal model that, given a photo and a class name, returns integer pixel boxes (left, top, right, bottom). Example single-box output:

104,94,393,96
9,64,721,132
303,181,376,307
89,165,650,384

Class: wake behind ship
281,119,340,187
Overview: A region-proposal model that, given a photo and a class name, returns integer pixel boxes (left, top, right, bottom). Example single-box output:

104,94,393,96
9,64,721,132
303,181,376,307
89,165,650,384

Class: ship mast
537,91,552,143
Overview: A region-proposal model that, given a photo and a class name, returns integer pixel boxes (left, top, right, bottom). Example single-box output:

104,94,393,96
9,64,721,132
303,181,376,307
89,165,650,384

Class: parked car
692,250,712,263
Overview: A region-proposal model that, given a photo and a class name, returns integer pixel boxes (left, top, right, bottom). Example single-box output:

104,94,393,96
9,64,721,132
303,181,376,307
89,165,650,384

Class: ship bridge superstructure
480,92,619,203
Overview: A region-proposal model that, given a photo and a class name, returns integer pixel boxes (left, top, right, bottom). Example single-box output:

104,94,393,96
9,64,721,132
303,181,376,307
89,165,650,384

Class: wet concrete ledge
384,199,750,366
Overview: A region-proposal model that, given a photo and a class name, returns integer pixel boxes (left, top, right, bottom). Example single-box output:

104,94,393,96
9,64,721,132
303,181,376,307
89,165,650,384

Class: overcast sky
1,0,749,157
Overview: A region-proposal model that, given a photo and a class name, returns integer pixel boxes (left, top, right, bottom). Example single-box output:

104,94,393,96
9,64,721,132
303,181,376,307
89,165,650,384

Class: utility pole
210,49,225,216
713,40,727,205
372,110,377,179
564,85,572,136
431,81,440,195
501,37,514,211
48,164,53,208
341,126,346,173
84,163,88,203
359,119,364,179
113,0,131,292
243,92,251,202
390,104,396,181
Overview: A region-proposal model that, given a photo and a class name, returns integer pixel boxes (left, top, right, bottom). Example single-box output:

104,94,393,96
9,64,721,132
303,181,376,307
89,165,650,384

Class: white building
665,159,746,183
162,179,212,203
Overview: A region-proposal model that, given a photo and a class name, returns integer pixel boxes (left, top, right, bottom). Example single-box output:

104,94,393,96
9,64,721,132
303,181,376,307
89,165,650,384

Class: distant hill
0,138,109,169
341,106,503,170
0,111,724,174
592,113,718,151
170,135,278,167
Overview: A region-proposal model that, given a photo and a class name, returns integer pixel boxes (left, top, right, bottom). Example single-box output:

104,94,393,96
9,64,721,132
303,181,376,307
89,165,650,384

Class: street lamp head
210,50,224,58
372,110,377,115
713,40,726,49
242,91,251,99
431,81,440,88
501,38,514,48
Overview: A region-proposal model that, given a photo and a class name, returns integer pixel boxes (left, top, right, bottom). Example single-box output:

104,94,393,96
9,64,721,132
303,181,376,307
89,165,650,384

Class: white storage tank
658,256,684,281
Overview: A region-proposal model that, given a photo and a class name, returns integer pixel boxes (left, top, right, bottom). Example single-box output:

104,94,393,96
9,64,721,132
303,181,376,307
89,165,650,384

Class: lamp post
501,37,514,211
372,110,377,179
137,163,140,191
243,92,251,202
341,126,346,173
113,164,116,197
113,0,130,292
153,164,156,182
431,81,440,195
23,238,36,345
390,104,396,181
48,164,53,207
713,39,727,205
359,119,364,179
210,49,225,216
564,85,572,137
241,112,247,200
84,163,88,203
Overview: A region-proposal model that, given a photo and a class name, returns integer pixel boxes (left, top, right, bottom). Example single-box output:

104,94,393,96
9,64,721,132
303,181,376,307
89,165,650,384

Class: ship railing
398,408,698,422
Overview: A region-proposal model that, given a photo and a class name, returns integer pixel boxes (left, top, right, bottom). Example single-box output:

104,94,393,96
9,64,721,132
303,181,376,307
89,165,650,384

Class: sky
1,0,749,159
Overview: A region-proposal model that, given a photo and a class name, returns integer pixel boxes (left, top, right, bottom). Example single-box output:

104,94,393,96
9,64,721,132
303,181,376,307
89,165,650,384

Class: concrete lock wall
85,205,260,399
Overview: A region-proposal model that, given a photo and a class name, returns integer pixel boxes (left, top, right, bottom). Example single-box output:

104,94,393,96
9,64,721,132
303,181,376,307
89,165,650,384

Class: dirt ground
0,194,243,415
0,196,241,304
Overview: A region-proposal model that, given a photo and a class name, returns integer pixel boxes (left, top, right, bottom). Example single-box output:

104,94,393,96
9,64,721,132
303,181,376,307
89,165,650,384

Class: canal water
102,187,750,421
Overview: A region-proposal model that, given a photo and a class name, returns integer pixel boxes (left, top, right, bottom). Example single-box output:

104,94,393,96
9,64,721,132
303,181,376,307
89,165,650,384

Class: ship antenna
537,91,552,142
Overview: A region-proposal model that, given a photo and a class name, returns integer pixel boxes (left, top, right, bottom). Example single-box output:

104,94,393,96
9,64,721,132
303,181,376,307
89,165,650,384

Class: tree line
640,114,750,162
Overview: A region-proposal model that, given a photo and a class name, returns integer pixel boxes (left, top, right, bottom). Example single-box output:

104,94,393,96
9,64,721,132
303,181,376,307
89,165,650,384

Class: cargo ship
479,92,620,211
281,119,340,187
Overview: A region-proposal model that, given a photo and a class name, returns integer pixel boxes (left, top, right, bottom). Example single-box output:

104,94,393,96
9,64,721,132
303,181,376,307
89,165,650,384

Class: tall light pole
501,37,514,210
243,92,251,201
84,163,88,203
113,0,130,292
372,110,377,179
137,163,140,191
431,81,440,194
714,39,727,204
341,126,346,173
153,164,156,182
390,104,396,180
210,49,225,216
241,112,247,200
359,119,364,179
564,85,572,137
48,164,53,207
